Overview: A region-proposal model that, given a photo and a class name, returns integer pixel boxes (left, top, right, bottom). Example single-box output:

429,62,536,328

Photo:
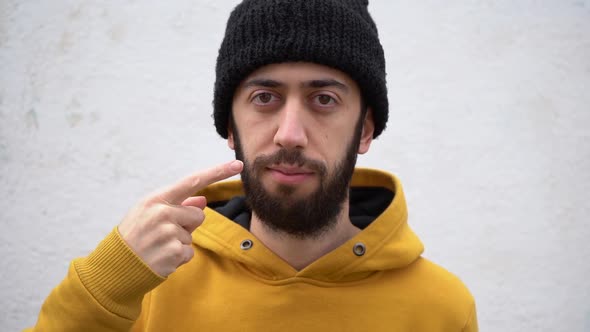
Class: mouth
266,165,315,185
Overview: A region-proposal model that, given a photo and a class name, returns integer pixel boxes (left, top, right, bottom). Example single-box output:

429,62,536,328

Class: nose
273,99,308,150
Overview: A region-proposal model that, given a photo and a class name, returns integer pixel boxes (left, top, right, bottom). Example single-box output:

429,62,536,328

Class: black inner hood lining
209,187,394,231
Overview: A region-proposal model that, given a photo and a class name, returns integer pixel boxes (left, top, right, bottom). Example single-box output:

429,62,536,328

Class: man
28,0,477,331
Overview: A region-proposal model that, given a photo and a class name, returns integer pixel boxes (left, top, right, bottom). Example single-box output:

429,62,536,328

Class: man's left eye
315,95,336,105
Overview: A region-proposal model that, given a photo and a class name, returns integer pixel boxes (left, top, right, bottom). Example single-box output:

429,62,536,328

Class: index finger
158,160,243,204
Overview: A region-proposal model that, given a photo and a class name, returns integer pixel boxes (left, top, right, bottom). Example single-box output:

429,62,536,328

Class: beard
232,113,365,239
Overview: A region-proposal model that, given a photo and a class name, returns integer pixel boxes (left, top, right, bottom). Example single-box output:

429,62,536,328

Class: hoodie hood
192,168,424,283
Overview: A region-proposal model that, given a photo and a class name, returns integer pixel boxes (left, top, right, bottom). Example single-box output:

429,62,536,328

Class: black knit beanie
213,0,388,139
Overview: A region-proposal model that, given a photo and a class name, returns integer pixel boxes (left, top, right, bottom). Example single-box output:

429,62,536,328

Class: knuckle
180,230,192,244
192,207,205,221
184,246,195,262
160,223,178,238
216,166,224,178
159,265,175,277
189,177,201,190
183,207,204,227
154,204,172,220
186,220,202,232
144,194,166,206
169,241,184,260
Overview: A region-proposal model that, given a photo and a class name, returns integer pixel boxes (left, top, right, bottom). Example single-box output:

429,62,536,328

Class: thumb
181,196,207,209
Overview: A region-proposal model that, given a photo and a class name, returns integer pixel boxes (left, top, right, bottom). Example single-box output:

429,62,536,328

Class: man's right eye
252,92,277,105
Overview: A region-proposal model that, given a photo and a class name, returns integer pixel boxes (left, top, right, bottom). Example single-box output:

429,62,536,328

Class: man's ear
358,108,375,155
227,121,235,150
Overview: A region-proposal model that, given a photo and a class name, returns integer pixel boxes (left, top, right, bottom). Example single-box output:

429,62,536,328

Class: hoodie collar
193,168,424,283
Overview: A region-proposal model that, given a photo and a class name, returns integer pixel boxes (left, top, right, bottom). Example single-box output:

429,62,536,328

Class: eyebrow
241,78,349,93
304,79,349,93
242,79,283,89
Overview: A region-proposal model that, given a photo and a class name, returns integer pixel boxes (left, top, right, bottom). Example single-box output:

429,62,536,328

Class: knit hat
213,0,388,138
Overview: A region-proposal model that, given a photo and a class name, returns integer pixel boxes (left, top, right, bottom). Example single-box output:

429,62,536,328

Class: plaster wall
1,1,589,330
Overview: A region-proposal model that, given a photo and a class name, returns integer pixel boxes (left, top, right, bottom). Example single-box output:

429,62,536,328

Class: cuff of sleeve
74,227,166,319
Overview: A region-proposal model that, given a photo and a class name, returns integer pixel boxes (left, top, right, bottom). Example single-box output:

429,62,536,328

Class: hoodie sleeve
24,227,165,332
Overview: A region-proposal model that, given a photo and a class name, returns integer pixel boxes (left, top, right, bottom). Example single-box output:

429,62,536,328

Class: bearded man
28,1,477,331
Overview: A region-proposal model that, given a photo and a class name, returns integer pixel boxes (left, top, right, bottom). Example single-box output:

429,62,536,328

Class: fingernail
230,160,243,172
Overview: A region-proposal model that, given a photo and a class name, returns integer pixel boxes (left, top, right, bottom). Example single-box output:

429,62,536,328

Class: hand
117,160,243,277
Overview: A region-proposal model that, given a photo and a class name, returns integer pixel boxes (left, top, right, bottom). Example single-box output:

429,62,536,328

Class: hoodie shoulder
397,257,476,326
412,257,473,293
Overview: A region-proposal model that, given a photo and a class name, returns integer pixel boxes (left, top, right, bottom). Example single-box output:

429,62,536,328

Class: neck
250,201,361,271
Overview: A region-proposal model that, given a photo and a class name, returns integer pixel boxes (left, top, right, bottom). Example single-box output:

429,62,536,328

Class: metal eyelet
353,242,366,256
240,239,253,250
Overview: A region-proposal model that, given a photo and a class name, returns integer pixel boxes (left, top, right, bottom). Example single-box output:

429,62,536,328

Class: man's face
229,62,374,238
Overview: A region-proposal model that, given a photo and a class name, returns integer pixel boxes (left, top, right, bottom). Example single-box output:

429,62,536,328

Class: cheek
314,121,355,159
234,124,274,159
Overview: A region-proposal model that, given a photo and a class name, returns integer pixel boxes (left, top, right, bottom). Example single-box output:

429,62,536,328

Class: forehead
238,62,360,92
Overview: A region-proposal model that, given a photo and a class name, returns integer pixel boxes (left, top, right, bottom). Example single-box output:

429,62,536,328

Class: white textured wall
1,1,589,331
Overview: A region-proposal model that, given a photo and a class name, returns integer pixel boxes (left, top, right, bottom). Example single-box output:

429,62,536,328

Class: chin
263,178,318,197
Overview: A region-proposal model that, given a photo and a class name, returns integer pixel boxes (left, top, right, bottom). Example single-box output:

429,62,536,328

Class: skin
229,62,375,270
118,160,243,277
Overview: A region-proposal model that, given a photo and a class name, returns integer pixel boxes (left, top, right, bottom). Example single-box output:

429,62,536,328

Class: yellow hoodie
27,168,477,331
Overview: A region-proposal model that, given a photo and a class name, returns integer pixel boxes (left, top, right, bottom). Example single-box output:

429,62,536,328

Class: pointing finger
158,160,243,204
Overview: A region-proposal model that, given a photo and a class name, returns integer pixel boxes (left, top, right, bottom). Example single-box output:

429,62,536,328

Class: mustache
252,149,327,176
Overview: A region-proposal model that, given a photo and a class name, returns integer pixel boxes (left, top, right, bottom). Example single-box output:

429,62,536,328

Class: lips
268,165,313,175
267,165,314,185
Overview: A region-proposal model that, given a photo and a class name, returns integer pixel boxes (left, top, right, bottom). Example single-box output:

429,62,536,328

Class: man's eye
253,92,276,104
315,94,336,106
